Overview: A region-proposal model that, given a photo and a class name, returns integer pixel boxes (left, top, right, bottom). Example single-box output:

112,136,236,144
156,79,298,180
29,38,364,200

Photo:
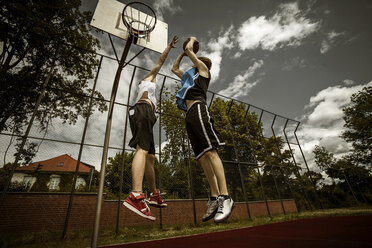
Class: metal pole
187,139,197,226
356,182,367,203
91,37,133,248
257,110,286,215
226,101,251,218
158,76,166,229
257,166,271,216
62,55,103,239
342,170,359,205
0,61,55,206
89,168,94,190
283,119,312,211
108,34,120,64
243,105,270,217
270,115,299,213
208,93,215,109
293,122,323,209
116,66,137,235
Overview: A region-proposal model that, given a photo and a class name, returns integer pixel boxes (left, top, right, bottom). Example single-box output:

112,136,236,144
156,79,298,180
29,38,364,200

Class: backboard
90,0,168,53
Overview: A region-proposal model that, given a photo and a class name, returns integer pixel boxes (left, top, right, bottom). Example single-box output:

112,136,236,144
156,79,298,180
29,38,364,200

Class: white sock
132,192,141,197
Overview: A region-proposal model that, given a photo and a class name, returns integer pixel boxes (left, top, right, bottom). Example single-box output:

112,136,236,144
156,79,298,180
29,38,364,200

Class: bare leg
199,153,220,197
145,154,156,193
132,145,148,192
202,149,228,196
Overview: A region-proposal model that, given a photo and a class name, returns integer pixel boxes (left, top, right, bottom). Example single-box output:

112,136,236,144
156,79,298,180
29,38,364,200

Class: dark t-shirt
185,69,211,104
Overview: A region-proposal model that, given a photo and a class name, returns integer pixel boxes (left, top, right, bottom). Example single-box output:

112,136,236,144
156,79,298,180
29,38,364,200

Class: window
49,176,61,190
23,176,34,188
57,162,64,167
75,177,86,189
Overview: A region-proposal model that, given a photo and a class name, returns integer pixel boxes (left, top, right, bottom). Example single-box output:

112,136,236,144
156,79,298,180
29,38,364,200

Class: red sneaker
123,193,156,221
147,190,167,208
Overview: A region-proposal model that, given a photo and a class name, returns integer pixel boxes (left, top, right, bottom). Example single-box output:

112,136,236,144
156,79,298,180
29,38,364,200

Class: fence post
62,55,103,239
92,37,133,248
186,139,197,225
270,115,299,213
0,61,55,206
226,100,251,218
157,76,167,229
283,119,312,211
243,106,271,217
293,122,323,209
208,93,215,109
342,170,359,205
257,110,286,215
116,65,137,235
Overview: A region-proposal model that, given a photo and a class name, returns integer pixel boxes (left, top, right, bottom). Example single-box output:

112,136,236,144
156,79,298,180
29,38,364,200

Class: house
11,154,95,191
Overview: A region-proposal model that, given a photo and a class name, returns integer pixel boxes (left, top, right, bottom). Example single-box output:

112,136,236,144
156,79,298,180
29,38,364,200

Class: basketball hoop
122,1,157,40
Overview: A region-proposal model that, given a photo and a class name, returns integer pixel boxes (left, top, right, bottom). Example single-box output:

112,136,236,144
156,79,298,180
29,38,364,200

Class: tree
342,86,372,165
313,145,372,206
154,85,302,203
313,145,336,172
0,0,107,137
313,145,338,187
209,98,262,201
105,152,134,197
159,86,206,198
329,156,371,193
0,163,13,190
159,93,297,201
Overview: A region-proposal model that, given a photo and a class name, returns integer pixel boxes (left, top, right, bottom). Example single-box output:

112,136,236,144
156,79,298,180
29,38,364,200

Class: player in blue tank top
172,37,235,223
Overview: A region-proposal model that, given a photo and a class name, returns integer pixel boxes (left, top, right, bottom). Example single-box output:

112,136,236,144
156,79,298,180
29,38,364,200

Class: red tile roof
15,154,94,173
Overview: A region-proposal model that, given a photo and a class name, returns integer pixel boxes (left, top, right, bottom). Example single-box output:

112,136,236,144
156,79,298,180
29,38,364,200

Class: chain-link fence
0,47,340,241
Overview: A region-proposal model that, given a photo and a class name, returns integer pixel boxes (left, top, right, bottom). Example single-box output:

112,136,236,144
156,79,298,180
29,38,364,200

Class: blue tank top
176,68,210,111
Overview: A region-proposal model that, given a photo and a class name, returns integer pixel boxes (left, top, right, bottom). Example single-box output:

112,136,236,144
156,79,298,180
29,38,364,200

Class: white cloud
233,52,242,59
297,81,372,169
199,2,319,83
153,0,182,21
237,2,320,51
218,60,264,99
320,30,345,54
305,82,372,127
203,26,235,83
343,79,354,86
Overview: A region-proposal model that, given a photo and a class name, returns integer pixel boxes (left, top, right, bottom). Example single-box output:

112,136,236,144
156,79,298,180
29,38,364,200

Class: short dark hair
198,57,212,70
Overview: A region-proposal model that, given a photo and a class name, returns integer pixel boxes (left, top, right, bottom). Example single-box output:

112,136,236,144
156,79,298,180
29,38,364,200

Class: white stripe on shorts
198,104,212,148
196,104,213,159
195,104,226,160
204,105,225,146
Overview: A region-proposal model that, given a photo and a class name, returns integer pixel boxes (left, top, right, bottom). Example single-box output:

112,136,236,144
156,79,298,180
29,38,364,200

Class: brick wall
0,193,297,234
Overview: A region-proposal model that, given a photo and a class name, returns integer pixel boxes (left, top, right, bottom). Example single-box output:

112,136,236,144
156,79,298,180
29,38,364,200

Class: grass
1,206,372,248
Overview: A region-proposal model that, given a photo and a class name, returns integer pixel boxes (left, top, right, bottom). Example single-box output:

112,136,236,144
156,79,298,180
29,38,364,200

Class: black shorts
128,101,156,155
185,102,225,159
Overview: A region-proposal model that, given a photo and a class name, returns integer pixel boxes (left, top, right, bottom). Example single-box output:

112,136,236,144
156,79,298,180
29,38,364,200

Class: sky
80,0,372,171
1,0,371,176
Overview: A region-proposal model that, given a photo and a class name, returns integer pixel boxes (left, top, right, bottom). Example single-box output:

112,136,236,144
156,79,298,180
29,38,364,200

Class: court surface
100,215,372,248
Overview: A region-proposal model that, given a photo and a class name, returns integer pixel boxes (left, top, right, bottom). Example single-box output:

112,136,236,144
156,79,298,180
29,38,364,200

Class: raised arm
184,37,209,78
143,36,178,82
171,52,186,79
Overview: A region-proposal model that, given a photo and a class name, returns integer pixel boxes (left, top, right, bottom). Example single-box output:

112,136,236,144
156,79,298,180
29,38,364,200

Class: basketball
183,38,199,53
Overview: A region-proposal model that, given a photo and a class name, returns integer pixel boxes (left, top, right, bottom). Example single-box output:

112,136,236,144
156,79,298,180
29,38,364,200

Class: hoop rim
121,1,157,38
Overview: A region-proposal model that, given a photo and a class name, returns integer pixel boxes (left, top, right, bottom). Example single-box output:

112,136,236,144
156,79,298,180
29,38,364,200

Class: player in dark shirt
172,37,235,223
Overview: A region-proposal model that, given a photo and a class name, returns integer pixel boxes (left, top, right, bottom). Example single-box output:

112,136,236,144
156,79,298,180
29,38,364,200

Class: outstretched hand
170,36,178,48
